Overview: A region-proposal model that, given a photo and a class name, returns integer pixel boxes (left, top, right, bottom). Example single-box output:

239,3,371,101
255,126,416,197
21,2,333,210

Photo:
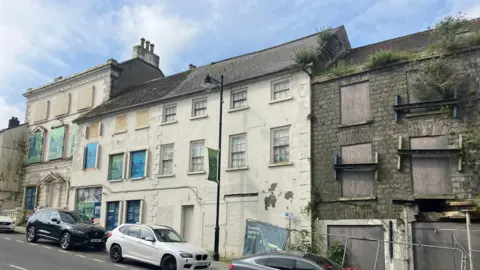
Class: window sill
108,179,123,182
157,174,175,178
268,162,293,168
187,171,206,175
225,167,249,172
338,119,373,128
190,115,208,121
228,106,250,113
160,120,178,126
413,195,456,200
339,196,376,202
135,125,150,131
269,96,293,105
113,130,127,135
130,177,145,181
83,168,99,171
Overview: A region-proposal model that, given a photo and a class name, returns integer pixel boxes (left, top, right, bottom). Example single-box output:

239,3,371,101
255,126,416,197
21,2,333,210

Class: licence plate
90,239,102,243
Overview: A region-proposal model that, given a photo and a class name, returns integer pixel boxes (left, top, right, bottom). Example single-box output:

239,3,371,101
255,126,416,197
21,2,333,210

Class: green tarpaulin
28,132,43,164
207,147,218,182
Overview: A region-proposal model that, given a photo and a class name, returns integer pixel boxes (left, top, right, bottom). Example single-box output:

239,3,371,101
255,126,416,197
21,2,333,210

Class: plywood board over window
340,81,371,125
411,136,451,196
135,110,149,129
115,115,127,133
87,121,101,139
33,100,49,123
77,86,94,111
54,93,70,117
341,143,373,198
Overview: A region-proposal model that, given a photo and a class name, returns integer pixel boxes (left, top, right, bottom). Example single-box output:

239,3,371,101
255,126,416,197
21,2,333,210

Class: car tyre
110,245,124,263
26,226,38,243
60,232,72,250
161,255,177,270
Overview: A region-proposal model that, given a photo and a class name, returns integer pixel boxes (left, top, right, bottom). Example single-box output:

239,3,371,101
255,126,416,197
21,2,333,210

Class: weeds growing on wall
327,240,348,266
326,61,358,77
366,50,410,68
294,46,319,67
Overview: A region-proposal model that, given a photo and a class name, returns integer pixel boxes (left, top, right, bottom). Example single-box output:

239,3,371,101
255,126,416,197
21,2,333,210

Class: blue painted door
106,201,119,231
25,187,37,210
126,200,141,224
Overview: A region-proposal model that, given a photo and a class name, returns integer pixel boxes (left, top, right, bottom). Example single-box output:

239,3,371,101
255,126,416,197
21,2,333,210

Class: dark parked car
26,208,106,250
229,251,349,270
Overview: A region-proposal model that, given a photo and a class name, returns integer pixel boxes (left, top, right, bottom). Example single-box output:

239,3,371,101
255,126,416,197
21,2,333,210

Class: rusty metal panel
413,222,480,270
340,81,371,125
410,136,451,195
115,115,127,133
328,225,385,270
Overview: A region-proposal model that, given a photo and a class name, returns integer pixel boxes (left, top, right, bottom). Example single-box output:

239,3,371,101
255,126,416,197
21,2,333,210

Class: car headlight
178,251,193,258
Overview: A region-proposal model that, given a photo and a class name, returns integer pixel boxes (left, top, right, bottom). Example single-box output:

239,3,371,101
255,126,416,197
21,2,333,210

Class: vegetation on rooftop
430,12,480,52
293,27,335,68
365,50,411,68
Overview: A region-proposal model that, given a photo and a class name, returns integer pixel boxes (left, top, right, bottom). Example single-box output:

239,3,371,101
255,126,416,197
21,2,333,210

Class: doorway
181,205,194,243
106,201,120,231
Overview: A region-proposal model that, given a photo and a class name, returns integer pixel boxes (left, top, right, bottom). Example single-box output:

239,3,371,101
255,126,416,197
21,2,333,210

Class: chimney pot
8,116,20,129
140,38,145,48
150,43,155,53
145,41,150,50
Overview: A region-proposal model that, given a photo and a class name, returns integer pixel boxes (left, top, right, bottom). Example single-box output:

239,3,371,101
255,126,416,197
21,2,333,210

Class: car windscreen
303,254,344,270
153,228,186,243
59,211,87,224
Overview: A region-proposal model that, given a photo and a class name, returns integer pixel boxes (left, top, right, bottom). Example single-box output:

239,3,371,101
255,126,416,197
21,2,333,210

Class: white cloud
0,97,24,130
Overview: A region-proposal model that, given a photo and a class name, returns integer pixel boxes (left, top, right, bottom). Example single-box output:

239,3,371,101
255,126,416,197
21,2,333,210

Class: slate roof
340,18,480,66
75,26,346,122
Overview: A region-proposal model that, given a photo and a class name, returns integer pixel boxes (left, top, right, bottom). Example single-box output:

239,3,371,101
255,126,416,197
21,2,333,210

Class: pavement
2,228,230,270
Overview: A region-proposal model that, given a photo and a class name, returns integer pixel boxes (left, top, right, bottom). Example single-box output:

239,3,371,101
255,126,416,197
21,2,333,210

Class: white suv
106,224,212,270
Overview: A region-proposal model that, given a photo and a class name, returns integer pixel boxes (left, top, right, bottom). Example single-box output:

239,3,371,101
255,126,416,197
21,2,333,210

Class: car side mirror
51,218,60,223
144,237,155,242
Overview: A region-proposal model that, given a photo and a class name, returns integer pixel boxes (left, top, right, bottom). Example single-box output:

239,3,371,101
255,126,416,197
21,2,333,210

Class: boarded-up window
84,142,99,169
54,93,70,117
135,110,149,129
68,124,77,157
87,121,101,139
33,100,49,123
48,126,66,160
341,143,373,198
77,86,94,111
115,115,127,133
109,153,124,180
28,132,44,164
340,81,371,125
130,150,147,178
411,136,451,196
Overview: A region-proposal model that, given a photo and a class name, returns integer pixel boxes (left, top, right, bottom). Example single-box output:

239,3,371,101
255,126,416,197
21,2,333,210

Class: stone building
0,117,28,210
311,19,480,270
22,39,164,217
68,27,350,257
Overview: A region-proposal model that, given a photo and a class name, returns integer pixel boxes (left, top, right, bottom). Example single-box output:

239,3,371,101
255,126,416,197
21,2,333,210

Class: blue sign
243,220,289,256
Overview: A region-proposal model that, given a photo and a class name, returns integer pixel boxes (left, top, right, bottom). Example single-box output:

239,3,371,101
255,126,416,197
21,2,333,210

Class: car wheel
26,226,38,243
60,232,72,250
110,245,124,263
161,255,177,270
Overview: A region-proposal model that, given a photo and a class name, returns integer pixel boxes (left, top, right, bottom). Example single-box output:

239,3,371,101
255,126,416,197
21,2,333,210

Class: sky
1,0,480,129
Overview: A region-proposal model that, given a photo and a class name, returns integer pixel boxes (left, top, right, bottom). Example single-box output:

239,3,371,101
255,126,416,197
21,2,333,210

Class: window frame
229,133,247,168
108,152,126,181
27,130,45,164
189,140,205,172
339,81,372,125
160,144,174,175
163,104,177,123
230,88,248,109
271,126,291,164
123,199,143,224
271,78,291,101
128,149,148,179
191,98,207,117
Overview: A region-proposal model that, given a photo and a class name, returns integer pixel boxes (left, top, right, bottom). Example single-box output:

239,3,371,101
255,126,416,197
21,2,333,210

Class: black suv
26,208,106,250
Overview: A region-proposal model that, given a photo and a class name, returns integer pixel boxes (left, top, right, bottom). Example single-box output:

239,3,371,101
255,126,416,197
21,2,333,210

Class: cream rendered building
71,28,350,257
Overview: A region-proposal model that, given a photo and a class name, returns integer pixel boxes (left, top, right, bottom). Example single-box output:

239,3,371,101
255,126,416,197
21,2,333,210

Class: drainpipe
466,212,473,270
404,206,410,270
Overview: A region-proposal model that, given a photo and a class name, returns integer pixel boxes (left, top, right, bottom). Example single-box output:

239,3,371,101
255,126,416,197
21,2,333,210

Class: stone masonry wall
311,49,480,221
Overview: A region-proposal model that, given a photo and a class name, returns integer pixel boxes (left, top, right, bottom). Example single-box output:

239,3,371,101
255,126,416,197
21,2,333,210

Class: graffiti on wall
76,187,102,225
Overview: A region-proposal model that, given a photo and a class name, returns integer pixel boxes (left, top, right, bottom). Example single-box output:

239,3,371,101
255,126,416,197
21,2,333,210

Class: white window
192,98,207,117
230,134,246,168
160,144,174,175
190,140,205,172
231,89,247,109
272,126,290,163
272,79,290,100
163,105,176,122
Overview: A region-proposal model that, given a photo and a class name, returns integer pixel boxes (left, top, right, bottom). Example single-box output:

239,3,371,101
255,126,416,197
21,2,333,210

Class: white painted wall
70,69,312,257
24,66,115,209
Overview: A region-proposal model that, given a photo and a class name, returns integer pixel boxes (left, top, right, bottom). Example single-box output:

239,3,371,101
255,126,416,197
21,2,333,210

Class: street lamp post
204,74,224,261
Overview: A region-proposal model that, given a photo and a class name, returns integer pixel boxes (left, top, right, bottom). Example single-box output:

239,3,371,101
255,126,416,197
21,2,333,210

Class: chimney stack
132,38,160,68
8,117,20,129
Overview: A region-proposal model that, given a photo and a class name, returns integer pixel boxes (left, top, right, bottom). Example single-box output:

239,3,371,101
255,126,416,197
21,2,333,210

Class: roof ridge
198,26,341,66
